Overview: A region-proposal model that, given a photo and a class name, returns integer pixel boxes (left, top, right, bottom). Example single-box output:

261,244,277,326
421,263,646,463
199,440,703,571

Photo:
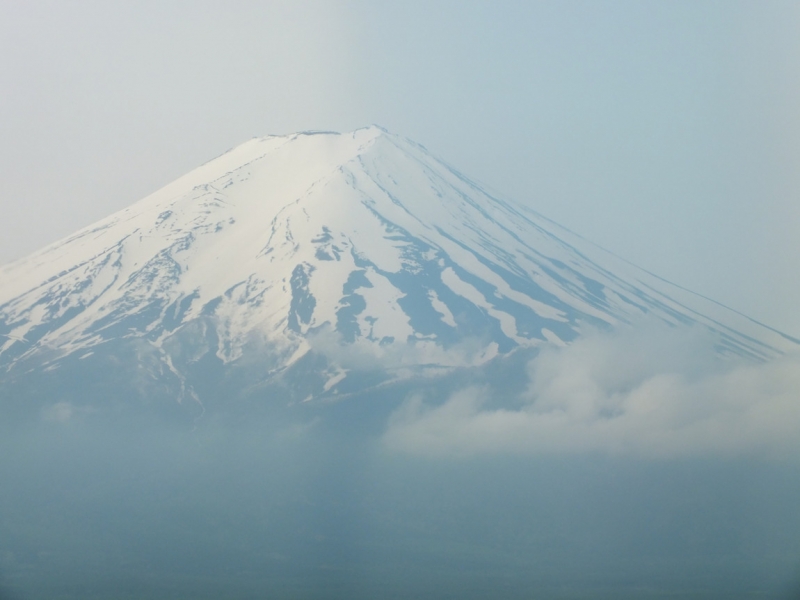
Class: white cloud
305,325,499,371
383,324,800,459
40,401,97,423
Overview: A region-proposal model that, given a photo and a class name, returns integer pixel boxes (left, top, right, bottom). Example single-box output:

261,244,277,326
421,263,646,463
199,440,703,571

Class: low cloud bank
384,324,800,459
306,325,498,370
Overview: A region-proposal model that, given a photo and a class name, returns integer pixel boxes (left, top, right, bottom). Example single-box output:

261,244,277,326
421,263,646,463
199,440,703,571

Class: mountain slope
0,126,796,411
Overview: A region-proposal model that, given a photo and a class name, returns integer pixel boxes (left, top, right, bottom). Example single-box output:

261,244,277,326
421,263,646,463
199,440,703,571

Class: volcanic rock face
0,126,795,414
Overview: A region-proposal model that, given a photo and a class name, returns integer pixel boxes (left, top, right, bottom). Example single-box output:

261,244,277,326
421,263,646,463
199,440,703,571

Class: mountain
0,126,796,419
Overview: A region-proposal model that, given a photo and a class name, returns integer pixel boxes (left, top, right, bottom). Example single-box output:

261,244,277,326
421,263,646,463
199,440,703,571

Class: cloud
305,325,499,371
383,323,800,459
41,401,94,423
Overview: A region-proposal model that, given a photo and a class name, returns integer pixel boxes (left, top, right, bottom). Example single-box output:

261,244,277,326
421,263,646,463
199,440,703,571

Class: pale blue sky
1,1,798,336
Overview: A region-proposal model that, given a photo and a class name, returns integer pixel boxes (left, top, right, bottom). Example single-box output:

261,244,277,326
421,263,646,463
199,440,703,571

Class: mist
2,325,800,600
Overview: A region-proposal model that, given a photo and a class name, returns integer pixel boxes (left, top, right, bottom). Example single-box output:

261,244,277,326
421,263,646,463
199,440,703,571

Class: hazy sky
1,1,798,337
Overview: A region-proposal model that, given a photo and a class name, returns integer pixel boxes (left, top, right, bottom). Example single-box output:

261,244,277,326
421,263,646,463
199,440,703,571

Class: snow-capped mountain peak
0,127,796,404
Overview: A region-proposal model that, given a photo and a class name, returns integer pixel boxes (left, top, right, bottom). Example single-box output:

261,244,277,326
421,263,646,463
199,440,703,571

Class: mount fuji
0,126,796,420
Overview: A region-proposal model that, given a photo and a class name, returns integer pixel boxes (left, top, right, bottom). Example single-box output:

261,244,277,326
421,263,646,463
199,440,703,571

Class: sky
1,1,799,338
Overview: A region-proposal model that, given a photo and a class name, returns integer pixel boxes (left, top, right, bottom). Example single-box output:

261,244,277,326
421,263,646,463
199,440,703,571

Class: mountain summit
0,127,796,413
